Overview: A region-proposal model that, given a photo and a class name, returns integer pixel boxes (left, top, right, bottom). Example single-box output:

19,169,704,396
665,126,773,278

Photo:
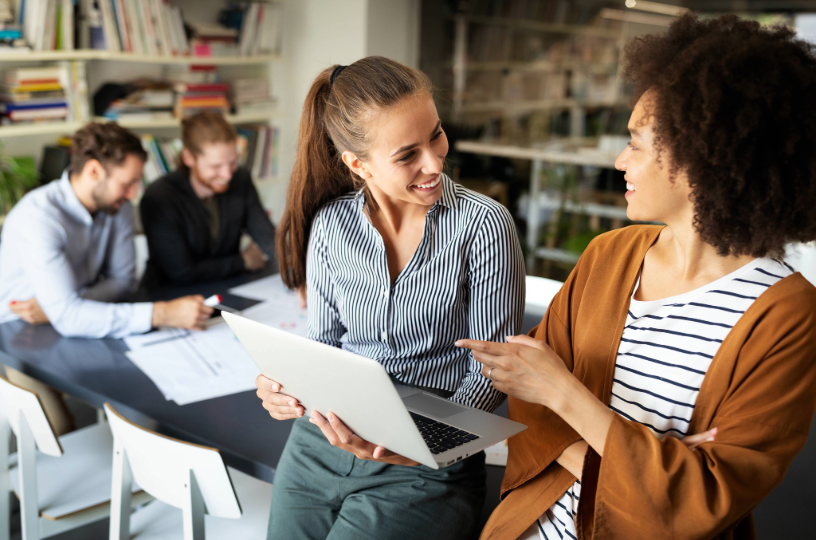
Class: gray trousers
267,416,487,540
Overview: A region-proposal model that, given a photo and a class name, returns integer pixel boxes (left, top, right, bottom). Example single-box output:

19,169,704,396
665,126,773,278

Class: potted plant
0,142,39,219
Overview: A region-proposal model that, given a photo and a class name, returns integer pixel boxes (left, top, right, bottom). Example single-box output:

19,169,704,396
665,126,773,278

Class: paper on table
125,321,260,405
123,327,191,351
228,274,293,301
232,275,308,337
125,274,309,405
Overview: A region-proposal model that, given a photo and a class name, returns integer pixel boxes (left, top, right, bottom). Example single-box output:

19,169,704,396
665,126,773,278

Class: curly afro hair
623,13,816,257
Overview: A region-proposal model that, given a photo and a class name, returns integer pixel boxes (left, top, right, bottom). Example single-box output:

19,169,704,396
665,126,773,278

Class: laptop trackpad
403,393,468,419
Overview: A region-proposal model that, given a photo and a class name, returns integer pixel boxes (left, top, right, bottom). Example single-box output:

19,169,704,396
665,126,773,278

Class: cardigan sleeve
579,285,816,539
501,255,588,494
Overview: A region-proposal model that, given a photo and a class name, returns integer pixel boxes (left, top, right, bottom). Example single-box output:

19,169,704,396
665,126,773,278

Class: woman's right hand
681,427,718,452
255,375,305,420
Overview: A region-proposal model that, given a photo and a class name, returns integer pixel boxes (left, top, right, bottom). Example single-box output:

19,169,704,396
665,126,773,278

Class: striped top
305,174,525,412
536,258,795,540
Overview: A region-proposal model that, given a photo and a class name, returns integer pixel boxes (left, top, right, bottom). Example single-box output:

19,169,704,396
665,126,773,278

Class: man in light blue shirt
0,122,213,435
0,122,212,338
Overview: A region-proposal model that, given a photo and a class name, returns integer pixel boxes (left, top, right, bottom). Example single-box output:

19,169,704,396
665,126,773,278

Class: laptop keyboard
409,412,480,454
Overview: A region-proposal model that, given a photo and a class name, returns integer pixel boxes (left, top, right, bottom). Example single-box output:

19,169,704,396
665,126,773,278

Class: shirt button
382,290,388,298
381,331,388,341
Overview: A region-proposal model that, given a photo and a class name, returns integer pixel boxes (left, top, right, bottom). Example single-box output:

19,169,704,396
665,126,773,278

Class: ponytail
275,68,356,289
276,57,432,290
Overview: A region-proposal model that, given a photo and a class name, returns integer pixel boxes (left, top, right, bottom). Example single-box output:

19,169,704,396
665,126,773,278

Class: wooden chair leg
18,413,38,540
182,470,205,540
109,439,132,540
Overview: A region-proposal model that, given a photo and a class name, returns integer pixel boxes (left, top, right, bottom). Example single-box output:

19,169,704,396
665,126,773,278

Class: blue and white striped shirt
305,174,525,412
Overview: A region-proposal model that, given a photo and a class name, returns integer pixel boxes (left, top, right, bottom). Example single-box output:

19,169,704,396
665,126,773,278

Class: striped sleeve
306,210,346,348
450,203,526,412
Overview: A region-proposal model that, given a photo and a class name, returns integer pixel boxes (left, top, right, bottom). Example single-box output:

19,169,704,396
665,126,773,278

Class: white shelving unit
0,111,280,137
0,0,285,220
455,139,626,267
0,51,281,65
449,12,626,129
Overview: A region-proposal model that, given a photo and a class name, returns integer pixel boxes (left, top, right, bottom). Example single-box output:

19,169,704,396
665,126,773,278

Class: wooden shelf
0,50,282,65
461,60,618,73
450,15,621,39
536,192,629,220
0,111,279,137
111,111,279,129
0,121,84,136
456,140,619,168
460,98,626,114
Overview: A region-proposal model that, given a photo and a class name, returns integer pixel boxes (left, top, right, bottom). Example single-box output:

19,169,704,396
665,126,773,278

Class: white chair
525,275,563,317
0,375,149,540
105,403,272,540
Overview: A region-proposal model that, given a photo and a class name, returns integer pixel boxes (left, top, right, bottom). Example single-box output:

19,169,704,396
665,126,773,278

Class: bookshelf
0,51,283,64
450,11,628,128
0,111,280,137
454,140,628,269
0,0,286,221
449,15,622,39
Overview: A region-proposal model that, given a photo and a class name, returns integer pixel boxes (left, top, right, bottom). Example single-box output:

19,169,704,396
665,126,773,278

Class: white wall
366,0,421,68
271,0,422,217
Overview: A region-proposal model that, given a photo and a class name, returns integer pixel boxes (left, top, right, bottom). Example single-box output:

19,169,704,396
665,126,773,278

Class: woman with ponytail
255,57,525,539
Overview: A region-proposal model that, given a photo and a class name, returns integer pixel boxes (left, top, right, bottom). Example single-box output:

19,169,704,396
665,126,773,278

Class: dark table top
0,267,292,484
0,267,538,485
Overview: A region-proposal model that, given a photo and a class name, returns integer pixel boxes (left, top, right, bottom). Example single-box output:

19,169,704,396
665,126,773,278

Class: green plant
0,143,39,216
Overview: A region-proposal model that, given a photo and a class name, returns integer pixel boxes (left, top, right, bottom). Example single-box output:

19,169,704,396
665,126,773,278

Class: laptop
221,312,527,469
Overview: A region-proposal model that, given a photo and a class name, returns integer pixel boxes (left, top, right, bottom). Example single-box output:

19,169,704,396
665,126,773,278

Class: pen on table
204,294,241,314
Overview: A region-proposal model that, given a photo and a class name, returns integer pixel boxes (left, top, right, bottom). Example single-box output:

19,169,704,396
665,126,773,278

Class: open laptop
222,312,527,469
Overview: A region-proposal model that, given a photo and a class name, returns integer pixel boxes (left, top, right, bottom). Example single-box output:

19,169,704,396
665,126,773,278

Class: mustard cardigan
481,225,816,540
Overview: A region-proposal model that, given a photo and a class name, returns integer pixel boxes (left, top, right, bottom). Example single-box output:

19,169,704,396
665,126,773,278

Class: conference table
0,268,813,539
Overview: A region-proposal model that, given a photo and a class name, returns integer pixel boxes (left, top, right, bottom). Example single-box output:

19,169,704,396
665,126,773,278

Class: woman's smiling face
615,91,693,225
342,93,448,208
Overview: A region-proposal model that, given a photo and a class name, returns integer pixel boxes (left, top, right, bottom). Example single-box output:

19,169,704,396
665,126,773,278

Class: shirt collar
58,169,94,226
353,173,457,211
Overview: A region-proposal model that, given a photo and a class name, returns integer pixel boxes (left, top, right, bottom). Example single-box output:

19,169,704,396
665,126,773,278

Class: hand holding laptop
255,375,305,420
255,374,419,466
309,410,420,466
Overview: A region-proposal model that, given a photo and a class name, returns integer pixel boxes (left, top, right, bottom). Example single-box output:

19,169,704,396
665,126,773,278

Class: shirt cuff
132,302,154,335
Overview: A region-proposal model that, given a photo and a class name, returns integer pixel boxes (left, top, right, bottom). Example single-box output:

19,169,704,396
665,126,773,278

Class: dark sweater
139,167,277,289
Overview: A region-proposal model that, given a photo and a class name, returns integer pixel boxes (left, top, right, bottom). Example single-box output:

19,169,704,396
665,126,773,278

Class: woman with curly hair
458,13,816,540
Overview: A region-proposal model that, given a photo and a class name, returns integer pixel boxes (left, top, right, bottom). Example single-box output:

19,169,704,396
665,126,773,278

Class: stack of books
188,22,239,58
173,82,230,118
0,66,69,124
230,78,276,115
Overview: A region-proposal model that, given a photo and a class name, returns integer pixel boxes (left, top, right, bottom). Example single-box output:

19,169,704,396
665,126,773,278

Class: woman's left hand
310,411,420,466
455,335,574,410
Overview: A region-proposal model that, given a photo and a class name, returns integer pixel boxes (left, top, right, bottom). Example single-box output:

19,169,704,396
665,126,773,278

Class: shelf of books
0,111,279,137
0,50,283,64
1,1,283,60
